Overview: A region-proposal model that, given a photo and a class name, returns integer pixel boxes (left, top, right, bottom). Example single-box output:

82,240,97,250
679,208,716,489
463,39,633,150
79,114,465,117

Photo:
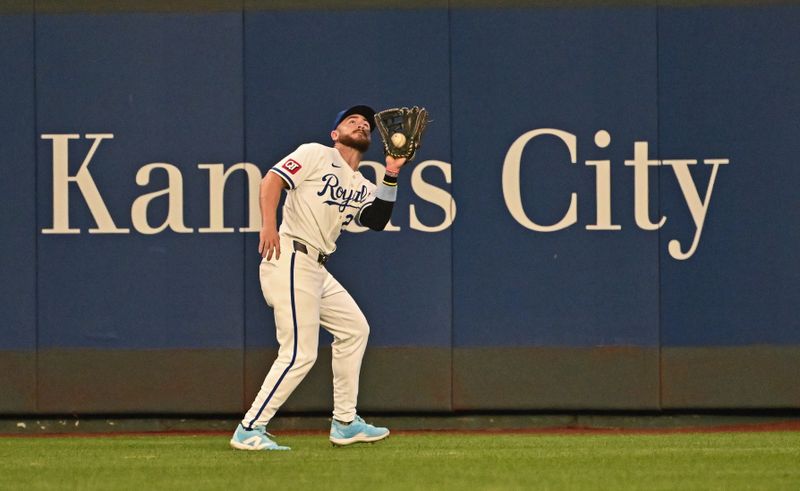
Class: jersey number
342,214,354,229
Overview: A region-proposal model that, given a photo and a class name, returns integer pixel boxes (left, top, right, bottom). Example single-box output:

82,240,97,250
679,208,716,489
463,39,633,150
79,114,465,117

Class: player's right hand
259,227,281,260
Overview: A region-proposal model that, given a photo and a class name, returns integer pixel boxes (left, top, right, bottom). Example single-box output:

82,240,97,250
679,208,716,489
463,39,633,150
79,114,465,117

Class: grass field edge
2,420,800,438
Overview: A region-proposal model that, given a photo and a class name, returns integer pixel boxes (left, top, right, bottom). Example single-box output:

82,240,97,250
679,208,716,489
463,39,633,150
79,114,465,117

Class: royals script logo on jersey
317,173,370,212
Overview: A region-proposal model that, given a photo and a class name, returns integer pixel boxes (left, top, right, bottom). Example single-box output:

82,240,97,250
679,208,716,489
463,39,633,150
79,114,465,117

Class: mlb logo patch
282,159,302,175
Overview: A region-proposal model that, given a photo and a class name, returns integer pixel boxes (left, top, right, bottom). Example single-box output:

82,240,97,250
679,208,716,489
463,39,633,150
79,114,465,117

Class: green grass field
1,431,799,490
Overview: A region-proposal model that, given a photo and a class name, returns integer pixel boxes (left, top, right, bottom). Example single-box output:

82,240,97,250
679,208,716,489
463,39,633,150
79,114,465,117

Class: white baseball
391,132,407,147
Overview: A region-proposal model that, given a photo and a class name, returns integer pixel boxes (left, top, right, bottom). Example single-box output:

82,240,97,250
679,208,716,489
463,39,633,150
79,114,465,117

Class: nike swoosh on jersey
331,162,342,168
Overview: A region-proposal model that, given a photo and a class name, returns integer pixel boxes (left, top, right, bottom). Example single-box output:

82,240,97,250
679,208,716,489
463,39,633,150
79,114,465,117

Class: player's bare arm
258,171,288,260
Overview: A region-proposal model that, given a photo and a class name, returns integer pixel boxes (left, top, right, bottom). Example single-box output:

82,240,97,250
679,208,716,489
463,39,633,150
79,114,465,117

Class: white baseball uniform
242,143,380,428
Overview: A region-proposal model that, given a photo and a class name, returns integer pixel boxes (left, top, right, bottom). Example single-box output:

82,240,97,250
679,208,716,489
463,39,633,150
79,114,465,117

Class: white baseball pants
242,236,370,429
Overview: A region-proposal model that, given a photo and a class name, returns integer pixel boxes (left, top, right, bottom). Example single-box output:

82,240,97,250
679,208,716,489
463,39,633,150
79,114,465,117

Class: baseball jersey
269,143,377,255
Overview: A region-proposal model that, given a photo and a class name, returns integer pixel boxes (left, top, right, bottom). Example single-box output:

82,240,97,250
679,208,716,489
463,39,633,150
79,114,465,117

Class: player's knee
355,318,370,340
293,350,318,371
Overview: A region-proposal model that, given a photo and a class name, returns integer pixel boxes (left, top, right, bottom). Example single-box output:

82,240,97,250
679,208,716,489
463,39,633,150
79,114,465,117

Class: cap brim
333,105,376,132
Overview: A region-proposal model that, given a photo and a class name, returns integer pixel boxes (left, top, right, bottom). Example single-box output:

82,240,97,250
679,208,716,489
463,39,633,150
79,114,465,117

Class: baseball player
230,105,404,451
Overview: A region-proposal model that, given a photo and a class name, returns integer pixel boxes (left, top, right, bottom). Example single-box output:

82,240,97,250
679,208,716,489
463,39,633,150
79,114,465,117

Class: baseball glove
374,106,429,161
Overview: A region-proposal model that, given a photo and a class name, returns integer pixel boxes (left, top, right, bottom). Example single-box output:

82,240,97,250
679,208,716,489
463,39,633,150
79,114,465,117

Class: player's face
334,115,371,153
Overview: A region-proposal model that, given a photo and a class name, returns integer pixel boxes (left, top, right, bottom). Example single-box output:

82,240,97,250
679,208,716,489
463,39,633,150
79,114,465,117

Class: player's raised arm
258,171,288,260
357,156,406,231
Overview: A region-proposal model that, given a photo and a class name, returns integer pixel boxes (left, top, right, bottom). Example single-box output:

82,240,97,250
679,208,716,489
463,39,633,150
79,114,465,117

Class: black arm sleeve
357,198,395,231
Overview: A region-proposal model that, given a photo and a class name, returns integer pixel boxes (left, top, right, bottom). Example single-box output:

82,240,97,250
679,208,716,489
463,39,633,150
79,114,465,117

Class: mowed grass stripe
1,432,798,490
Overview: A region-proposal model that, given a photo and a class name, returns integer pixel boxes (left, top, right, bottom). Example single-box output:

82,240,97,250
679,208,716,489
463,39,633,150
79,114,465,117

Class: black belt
293,240,330,265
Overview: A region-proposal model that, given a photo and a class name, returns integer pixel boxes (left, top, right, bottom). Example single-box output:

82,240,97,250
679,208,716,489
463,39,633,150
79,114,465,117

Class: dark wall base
3,345,800,414
0,351,36,412
661,346,800,408
453,347,660,410
36,349,243,414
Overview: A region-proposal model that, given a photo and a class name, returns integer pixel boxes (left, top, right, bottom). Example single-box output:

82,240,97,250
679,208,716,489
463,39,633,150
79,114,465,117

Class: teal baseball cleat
329,415,390,446
230,424,290,451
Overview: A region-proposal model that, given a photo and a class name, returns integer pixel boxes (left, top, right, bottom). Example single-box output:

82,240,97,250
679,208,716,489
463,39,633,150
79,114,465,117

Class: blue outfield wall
657,7,800,346
451,7,660,348
35,12,247,351
0,10,36,413
1,3,799,413
0,12,35,352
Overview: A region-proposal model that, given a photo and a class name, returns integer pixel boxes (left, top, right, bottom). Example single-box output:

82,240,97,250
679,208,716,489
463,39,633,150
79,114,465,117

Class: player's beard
338,131,371,153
